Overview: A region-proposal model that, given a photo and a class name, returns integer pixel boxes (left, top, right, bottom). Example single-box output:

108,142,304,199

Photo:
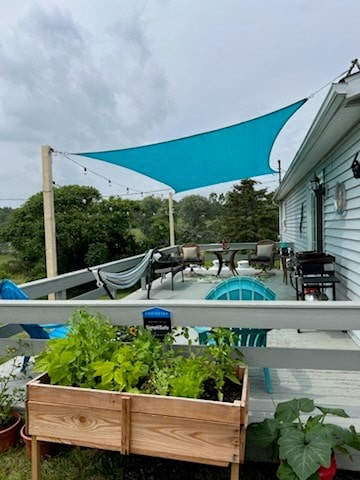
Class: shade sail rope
308,68,350,99
90,249,154,290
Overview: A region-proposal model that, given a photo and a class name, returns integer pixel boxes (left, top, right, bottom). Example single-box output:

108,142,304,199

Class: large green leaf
276,398,315,423
278,427,332,480
316,406,349,418
277,460,319,480
247,418,279,448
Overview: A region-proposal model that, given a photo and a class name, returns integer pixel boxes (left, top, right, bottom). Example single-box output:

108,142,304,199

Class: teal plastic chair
197,277,275,394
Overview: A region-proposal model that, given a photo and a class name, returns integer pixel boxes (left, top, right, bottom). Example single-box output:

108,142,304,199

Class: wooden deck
3,265,360,472
128,266,360,471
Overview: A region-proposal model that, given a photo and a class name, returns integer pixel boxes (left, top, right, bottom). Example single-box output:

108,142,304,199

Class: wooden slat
27,402,123,449
121,396,130,455
129,412,240,464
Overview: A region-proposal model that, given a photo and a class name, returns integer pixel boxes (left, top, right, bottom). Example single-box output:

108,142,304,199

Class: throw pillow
182,246,198,260
257,244,273,259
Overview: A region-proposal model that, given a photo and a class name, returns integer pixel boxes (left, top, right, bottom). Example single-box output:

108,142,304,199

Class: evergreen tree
223,179,278,242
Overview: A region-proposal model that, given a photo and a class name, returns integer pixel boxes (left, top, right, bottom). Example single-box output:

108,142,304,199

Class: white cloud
0,0,359,207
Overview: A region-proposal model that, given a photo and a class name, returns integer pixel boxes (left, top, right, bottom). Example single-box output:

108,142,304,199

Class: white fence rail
1,298,359,370
2,242,358,372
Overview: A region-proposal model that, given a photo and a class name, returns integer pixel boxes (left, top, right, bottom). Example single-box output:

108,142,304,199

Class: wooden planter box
26,366,249,480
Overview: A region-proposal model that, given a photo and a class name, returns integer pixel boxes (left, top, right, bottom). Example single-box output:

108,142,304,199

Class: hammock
91,249,154,297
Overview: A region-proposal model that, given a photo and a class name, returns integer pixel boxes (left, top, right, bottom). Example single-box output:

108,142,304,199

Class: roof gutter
274,81,349,201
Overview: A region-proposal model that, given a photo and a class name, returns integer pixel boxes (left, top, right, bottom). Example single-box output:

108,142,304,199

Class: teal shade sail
74,99,306,193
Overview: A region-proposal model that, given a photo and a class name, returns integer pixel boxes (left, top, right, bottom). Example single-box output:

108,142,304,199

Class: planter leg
230,462,239,480
31,436,41,480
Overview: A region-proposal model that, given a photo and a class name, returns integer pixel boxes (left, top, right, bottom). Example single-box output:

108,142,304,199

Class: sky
0,0,359,208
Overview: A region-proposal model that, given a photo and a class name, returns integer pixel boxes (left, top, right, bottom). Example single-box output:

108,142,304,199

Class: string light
54,151,172,198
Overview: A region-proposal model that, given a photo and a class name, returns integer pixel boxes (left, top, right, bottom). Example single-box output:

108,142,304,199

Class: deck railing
1,243,359,373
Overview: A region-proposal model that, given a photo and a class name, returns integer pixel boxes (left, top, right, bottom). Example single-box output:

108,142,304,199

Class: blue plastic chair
204,276,276,301
0,279,69,369
198,276,275,394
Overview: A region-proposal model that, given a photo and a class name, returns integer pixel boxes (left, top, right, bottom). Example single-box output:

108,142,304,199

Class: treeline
0,179,278,281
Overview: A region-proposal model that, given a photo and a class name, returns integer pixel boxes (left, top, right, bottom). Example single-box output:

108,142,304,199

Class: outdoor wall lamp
310,174,326,196
351,152,360,178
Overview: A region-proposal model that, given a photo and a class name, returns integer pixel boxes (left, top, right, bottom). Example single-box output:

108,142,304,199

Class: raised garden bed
26,365,248,480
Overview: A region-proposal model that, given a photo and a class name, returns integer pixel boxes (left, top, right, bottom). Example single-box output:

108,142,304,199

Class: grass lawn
2,444,360,480
0,445,278,480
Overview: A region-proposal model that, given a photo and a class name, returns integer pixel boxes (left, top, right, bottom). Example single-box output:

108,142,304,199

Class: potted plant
247,397,360,480
0,349,25,452
27,310,249,480
20,423,56,460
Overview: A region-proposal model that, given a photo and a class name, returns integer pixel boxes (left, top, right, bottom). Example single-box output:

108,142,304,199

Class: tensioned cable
308,68,350,99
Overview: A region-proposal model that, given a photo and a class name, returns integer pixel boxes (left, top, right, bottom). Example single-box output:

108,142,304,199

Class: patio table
205,247,240,275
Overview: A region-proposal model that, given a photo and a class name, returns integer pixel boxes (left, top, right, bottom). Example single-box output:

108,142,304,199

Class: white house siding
279,120,360,301
323,121,360,301
280,187,309,252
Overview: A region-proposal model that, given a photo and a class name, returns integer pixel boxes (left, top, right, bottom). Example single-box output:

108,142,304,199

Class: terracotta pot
318,454,336,480
0,412,22,452
20,425,55,461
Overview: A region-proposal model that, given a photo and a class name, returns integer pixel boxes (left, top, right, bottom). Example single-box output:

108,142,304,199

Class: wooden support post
230,462,240,480
31,436,41,480
42,145,57,300
168,192,175,247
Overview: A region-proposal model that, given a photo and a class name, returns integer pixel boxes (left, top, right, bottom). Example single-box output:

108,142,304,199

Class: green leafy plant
34,311,245,402
204,328,243,401
168,354,209,399
91,329,162,392
0,347,25,429
247,397,360,480
34,309,118,387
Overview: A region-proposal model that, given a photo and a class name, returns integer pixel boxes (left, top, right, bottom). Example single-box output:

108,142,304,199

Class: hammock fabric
91,249,154,294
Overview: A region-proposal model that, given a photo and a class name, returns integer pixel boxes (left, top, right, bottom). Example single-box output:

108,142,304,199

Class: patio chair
196,276,275,394
248,239,275,276
0,279,69,370
147,250,184,299
180,243,204,272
